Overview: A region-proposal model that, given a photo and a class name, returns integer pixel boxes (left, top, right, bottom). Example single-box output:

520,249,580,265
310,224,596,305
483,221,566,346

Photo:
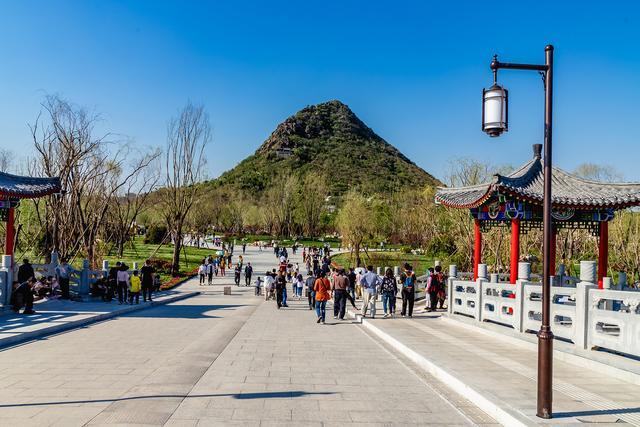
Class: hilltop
211,100,440,195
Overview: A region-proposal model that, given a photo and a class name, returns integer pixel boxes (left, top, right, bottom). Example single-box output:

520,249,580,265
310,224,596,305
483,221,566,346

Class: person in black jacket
17,259,35,284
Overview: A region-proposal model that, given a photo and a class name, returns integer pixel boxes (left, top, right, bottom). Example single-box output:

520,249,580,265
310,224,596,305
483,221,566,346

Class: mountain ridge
210,100,440,195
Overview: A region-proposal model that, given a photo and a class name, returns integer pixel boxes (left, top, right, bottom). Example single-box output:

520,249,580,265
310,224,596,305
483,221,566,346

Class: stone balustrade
447,261,640,359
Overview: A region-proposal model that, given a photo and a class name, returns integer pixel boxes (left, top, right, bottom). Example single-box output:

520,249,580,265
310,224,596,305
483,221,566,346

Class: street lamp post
481,45,555,419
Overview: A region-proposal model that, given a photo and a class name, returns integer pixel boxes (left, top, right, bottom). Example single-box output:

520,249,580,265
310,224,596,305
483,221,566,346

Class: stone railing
447,261,640,359
0,254,142,307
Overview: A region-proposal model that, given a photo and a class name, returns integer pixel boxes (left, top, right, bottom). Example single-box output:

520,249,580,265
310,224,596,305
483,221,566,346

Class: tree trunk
355,242,361,267
172,231,182,276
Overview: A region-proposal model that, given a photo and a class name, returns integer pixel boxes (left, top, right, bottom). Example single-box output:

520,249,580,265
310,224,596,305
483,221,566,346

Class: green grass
104,241,214,270
331,251,442,275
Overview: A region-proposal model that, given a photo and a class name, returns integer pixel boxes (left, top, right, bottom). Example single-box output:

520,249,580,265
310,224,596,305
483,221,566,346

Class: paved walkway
348,306,640,426
0,247,496,426
0,287,198,348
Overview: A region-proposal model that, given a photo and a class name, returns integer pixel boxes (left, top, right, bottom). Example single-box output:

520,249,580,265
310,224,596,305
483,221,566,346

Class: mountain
211,100,440,195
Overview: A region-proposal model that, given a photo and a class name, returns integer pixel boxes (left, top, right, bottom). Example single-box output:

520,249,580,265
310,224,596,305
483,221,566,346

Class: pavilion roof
435,145,640,210
0,172,61,199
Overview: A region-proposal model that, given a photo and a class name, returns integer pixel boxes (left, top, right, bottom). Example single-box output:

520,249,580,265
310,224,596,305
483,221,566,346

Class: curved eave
0,174,62,200
435,185,494,209
499,187,640,210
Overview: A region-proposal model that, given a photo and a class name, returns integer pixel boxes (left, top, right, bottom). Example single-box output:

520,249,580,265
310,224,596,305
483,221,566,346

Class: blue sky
1,1,639,181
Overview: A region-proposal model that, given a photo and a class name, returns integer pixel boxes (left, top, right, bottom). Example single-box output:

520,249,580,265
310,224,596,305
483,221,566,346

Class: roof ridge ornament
533,144,542,159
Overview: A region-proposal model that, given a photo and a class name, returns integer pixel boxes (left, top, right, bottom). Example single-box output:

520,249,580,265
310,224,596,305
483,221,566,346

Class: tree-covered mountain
209,100,440,195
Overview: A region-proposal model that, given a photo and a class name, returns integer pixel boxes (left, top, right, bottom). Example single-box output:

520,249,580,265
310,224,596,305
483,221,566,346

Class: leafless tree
160,103,210,275
27,95,158,266
108,149,162,256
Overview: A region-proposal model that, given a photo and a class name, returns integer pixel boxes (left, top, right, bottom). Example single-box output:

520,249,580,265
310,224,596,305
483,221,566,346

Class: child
129,270,141,304
255,276,263,296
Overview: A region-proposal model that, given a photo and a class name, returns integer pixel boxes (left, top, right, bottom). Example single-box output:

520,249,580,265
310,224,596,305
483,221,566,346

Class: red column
549,226,556,279
473,219,482,280
510,219,520,284
597,221,608,289
5,207,15,257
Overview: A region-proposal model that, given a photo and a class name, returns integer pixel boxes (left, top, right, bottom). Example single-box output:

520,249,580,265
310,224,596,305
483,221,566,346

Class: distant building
275,147,293,158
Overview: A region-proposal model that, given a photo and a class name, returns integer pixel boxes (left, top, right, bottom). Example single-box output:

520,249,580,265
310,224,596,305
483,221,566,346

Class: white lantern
482,83,508,137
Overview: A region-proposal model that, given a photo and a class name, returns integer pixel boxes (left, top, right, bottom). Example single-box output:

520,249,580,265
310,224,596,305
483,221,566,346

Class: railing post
575,263,597,350
0,255,13,308
448,265,457,314
376,267,381,276
477,263,488,281
50,251,59,278
490,273,499,283
79,259,90,296
476,276,486,322
102,260,109,278
516,262,531,333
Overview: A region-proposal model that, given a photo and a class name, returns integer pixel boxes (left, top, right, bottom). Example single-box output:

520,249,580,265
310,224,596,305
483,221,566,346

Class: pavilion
0,172,61,259
435,144,640,288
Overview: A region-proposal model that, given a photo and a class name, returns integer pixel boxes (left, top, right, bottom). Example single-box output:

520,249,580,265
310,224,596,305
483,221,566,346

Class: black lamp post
481,45,555,419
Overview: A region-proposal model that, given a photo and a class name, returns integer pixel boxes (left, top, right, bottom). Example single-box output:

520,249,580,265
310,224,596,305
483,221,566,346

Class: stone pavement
348,305,640,426
0,246,499,426
0,287,198,348
165,295,495,426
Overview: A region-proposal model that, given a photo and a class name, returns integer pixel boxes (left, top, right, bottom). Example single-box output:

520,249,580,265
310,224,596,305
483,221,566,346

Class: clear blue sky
1,1,639,181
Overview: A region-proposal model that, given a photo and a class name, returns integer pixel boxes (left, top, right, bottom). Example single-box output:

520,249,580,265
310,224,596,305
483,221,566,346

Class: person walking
428,265,446,311
275,271,287,309
207,261,214,285
313,271,331,324
360,265,381,318
116,262,130,304
245,262,253,286
140,259,155,302
129,270,141,304
234,264,241,286
331,268,350,320
400,263,416,317
220,257,226,276
55,258,75,300
198,261,207,285
254,276,263,296
263,272,274,301
294,273,304,299
381,268,398,318
305,273,316,310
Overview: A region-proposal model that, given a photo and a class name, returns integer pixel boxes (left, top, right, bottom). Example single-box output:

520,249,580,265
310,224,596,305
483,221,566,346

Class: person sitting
32,276,52,298
11,278,36,314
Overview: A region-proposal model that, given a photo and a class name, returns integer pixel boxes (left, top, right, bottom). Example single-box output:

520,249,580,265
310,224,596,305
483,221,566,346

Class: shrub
144,225,168,244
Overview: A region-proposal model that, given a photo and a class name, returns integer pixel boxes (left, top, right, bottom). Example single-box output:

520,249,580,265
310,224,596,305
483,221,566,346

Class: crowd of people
197,243,254,287
10,257,160,314
252,245,448,324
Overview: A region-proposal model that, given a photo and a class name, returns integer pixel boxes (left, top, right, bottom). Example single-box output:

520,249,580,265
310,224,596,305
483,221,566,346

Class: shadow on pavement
553,407,640,418
0,391,337,408
124,304,248,319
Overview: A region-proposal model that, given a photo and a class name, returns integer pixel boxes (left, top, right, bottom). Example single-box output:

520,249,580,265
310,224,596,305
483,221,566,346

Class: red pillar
549,226,556,279
473,219,482,280
597,221,608,289
510,219,520,284
5,207,15,257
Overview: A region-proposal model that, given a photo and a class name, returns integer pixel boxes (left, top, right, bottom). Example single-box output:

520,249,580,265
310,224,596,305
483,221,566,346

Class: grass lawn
104,239,214,271
331,251,443,275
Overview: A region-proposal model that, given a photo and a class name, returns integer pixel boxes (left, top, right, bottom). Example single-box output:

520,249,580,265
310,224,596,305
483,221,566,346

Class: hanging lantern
482,84,508,137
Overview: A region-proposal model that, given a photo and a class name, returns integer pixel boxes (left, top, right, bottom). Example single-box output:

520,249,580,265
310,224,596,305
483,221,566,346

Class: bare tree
109,149,162,256
160,103,210,275
28,95,138,265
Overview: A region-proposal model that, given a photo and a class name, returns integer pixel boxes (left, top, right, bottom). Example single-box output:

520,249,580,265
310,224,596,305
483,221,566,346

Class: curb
347,308,532,427
0,291,200,349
